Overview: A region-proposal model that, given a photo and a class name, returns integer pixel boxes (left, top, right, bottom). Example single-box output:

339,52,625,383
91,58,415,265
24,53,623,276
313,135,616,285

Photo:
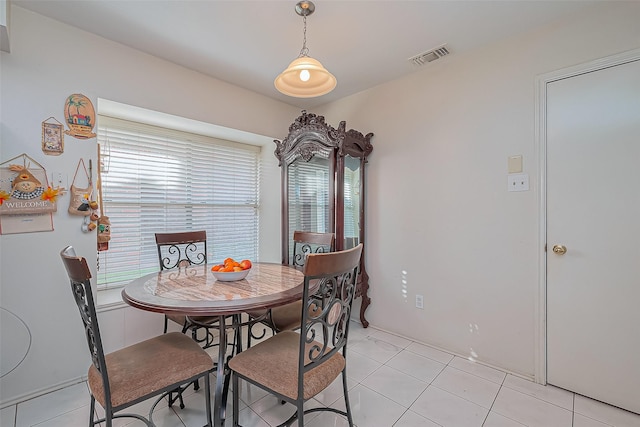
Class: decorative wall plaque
64,93,96,139
42,117,64,155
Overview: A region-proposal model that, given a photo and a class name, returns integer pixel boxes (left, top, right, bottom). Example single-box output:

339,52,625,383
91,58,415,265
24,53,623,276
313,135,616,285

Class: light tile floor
2,321,639,427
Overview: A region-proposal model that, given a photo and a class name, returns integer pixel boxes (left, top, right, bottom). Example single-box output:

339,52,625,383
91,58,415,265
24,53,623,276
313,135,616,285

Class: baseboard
0,376,87,409
358,321,535,383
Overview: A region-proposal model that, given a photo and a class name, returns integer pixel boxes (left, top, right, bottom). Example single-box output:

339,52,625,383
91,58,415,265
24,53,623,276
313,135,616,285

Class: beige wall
318,2,640,377
2,1,639,408
0,6,297,406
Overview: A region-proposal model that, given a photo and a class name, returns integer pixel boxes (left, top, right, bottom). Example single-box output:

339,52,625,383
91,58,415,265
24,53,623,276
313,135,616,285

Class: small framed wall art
42,117,64,155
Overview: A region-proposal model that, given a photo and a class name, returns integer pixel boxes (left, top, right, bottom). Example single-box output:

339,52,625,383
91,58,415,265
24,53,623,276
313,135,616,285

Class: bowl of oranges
210,258,252,281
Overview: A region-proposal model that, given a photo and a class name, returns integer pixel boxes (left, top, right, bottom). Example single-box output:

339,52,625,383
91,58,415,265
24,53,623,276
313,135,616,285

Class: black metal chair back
291,231,335,268
298,243,361,384
155,230,207,270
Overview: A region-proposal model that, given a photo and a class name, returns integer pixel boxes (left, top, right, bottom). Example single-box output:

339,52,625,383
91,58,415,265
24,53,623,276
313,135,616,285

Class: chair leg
297,401,304,427
182,320,190,334
205,374,213,427
105,406,113,427
190,327,201,392
246,321,252,349
233,314,243,355
89,395,97,427
342,371,354,427
168,386,186,409
232,373,240,427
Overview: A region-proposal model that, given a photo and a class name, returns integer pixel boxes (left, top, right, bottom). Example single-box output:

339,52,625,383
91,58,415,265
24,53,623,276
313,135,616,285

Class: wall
318,2,640,378
0,6,298,406
3,0,639,408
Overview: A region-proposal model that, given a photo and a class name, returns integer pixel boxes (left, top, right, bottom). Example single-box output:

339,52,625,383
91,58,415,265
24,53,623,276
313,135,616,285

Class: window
97,116,260,290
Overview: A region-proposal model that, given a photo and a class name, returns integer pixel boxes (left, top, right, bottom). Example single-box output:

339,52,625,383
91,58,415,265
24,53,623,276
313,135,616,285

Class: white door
546,57,640,414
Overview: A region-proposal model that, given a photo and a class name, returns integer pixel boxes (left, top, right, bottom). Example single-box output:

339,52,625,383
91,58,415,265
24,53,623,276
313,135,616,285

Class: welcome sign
0,154,57,215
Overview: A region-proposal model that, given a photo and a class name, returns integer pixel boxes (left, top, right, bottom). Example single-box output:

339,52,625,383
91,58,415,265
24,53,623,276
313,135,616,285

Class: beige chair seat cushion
245,303,301,332
88,332,213,408
229,330,345,400
167,314,218,328
271,301,303,332
248,291,321,333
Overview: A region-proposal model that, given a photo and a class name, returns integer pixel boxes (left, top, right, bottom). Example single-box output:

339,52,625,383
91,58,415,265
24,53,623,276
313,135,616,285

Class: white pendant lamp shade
274,56,337,98
275,1,336,98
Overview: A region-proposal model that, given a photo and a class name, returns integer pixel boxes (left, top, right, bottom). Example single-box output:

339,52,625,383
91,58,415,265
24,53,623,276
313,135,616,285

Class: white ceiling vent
409,45,450,66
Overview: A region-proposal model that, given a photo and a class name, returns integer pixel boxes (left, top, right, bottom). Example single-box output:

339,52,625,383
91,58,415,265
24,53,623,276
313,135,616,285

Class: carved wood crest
274,111,373,166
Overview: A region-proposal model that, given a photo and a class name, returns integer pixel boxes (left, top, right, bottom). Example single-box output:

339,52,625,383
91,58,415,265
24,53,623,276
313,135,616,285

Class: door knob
552,244,567,255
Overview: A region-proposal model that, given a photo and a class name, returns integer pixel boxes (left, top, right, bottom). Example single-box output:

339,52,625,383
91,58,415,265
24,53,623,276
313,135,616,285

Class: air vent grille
409,45,450,66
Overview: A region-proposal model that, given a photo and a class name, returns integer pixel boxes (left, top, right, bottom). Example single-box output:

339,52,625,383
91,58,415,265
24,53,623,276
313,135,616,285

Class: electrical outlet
415,294,424,309
507,173,529,192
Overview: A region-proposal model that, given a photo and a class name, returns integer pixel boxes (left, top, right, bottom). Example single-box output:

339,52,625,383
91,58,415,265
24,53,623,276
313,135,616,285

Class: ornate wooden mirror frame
274,111,373,326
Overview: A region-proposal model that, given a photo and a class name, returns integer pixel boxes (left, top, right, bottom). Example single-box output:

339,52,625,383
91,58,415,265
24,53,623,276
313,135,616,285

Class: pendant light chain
299,14,309,58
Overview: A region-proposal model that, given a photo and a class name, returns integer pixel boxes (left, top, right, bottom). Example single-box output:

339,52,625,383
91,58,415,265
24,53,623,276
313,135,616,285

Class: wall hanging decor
64,93,96,139
69,158,100,233
0,154,60,215
97,215,110,249
41,117,64,155
0,153,64,234
97,144,110,250
68,158,93,216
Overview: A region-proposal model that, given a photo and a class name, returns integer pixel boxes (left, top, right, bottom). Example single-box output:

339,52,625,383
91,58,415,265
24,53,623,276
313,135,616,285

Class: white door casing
536,49,640,414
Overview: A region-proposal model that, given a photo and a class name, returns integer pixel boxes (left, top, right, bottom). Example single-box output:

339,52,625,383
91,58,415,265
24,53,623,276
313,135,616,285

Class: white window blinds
97,116,260,289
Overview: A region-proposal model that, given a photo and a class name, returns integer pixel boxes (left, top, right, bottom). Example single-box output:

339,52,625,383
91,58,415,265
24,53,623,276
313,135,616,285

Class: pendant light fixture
274,1,336,98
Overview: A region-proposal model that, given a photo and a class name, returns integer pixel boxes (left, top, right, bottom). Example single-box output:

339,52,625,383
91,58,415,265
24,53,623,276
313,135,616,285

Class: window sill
96,287,128,312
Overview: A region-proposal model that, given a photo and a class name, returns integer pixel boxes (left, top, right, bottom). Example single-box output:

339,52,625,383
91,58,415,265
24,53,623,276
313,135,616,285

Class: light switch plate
508,173,529,192
508,155,523,173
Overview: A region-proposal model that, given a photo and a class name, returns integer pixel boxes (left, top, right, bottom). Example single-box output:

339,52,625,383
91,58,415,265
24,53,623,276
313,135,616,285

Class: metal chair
156,231,244,406
156,231,217,345
230,244,362,427
156,230,238,409
246,231,335,347
60,246,214,427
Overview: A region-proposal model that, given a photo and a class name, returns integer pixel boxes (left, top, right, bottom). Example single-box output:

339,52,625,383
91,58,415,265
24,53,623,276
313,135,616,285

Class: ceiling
13,0,603,109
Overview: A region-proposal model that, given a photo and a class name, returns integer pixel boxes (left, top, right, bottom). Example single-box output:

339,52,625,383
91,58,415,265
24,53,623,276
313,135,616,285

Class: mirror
286,153,332,261
343,155,361,250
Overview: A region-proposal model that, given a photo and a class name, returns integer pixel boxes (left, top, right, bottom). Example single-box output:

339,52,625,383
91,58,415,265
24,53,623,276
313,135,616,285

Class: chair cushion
167,314,218,327
167,314,187,326
228,330,345,400
270,301,303,332
246,304,301,332
88,332,213,408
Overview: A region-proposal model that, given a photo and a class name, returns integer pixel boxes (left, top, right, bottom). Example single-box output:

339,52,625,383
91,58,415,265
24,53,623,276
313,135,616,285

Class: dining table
121,262,306,427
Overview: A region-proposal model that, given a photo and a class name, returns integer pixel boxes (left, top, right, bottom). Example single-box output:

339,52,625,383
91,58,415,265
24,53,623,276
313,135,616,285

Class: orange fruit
221,266,234,272
223,257,235,266
233,266,243,272
211,264,223,272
